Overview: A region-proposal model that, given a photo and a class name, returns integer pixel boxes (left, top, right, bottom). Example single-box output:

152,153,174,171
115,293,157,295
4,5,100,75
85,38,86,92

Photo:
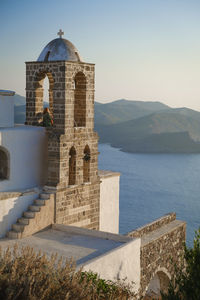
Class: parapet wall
127,213,186,297
128,212,176,238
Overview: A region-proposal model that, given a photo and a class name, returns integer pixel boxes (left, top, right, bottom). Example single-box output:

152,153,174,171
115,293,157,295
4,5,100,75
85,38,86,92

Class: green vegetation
162,228,200,300
0,245,135,300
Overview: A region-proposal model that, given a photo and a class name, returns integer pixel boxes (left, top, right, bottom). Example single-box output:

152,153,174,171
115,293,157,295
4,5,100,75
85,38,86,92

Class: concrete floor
0,226,125,265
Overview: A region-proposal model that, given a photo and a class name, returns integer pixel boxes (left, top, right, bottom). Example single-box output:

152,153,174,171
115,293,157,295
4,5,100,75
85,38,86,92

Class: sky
1,0,200,110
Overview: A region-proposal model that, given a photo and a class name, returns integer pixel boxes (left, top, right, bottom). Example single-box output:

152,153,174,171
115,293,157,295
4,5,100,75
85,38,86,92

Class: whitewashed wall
99,171,120,234
0,125,48,192
83,237,141,293
0,190,39,238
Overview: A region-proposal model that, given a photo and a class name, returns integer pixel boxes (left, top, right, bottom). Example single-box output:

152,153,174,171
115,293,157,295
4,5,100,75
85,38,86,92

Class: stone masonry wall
127,213,186,296
55,181,100,230
26,61,95,132
140,221,186,295
128,212,176,238
26,58,100,231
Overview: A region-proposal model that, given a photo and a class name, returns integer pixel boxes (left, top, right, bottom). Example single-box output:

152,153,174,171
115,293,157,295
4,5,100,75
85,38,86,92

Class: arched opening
74,72,86,127
35,71,54,125
145,271,170,299
43,76,50,108
83,145,90,183
69,147,76,185
0,147,9,180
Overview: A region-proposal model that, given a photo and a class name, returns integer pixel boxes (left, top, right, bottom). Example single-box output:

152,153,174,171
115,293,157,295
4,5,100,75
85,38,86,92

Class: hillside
13,95,200,153
95,99,169,125
96,111,200,153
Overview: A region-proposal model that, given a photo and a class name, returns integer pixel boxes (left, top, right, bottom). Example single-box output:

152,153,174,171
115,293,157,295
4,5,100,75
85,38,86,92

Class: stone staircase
7,192,55,239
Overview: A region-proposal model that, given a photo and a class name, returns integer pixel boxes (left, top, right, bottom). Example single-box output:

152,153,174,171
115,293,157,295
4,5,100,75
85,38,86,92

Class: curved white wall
0,125,47,192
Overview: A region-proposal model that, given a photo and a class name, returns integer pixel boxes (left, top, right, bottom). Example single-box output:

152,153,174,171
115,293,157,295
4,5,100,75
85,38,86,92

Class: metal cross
57,29,64,38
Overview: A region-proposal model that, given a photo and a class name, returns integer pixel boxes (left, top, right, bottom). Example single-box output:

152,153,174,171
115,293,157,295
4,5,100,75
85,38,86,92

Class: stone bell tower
26,30,100,230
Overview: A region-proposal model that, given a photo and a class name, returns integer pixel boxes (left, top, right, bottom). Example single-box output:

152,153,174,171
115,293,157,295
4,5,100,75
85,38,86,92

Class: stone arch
83,145,90,183
34,70,54,123
145,268,171,298
69,146,76,185
0,146,10,180
74,72,86,127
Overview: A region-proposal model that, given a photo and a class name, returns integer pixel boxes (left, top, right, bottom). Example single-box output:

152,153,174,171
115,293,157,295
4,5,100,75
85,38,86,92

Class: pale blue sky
1,0,200,110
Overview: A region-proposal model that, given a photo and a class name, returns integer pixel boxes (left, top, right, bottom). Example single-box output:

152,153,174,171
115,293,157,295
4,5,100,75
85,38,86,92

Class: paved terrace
0,224,132,265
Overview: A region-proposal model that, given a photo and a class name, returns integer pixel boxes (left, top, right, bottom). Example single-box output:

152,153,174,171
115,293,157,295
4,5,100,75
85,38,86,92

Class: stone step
23,211,35,218
18,217,30,225
40,193,50,200
28,205,41,212
12,223,25,232
34,199,46,206
7,230,21,239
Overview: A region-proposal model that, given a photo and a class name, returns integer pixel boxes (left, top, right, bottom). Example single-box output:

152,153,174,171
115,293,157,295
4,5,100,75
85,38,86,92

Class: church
0,31,186,298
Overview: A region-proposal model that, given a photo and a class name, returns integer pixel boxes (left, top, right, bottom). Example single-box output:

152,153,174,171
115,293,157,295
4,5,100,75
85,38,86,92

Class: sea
98,143,200,246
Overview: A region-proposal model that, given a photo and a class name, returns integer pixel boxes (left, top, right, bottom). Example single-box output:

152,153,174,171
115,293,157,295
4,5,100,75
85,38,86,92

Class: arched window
83,145,90,183
35,71,54,125
69,147,76,185
0,147,9,180
74,72,86,127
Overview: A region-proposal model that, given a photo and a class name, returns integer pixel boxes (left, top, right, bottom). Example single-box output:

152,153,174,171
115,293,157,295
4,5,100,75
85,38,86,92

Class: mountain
13,95,200,153
95,99,169,125
97,111,200,142
96,111,200,153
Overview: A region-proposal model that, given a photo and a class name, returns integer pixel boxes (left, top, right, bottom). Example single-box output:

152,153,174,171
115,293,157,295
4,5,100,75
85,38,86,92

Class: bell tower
26,31,100,230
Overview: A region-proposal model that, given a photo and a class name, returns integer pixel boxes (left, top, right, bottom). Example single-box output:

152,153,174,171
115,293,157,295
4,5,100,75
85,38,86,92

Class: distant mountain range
13,95,200,153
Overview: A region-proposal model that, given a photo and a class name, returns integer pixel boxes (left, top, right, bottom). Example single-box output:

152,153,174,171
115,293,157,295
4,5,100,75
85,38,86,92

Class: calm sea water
98,143,200,246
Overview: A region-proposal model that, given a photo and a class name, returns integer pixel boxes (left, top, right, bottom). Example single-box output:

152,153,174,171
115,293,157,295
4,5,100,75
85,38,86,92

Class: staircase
7,192,55,239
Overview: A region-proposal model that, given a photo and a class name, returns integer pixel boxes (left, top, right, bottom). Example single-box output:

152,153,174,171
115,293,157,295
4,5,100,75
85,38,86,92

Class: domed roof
37,35,82,62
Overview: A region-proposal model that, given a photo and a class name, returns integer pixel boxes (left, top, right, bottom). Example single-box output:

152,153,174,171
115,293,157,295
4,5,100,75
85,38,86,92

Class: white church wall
83,237,141,293
0,189,39,238
0,125,48,192
0,96,14,127
99,171,120,234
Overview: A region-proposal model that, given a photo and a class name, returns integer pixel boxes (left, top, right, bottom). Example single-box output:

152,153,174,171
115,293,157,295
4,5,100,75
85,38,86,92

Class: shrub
162,228,200,300
0,245,135,300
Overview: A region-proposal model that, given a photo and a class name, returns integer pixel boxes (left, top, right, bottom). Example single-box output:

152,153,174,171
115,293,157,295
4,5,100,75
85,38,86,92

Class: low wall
82,234,141,293
127,212,176,238
0,189,39,238
99,170,120,234
127,213,186,296
140,221,186,295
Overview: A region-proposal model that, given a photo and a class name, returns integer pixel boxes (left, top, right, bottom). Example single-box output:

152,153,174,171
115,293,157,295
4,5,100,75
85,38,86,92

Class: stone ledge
127,212,176,238
141,219,186,247
98,170,120,179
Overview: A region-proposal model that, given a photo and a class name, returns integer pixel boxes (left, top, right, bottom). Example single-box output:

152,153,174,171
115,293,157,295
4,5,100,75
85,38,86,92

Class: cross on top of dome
57,29,64,38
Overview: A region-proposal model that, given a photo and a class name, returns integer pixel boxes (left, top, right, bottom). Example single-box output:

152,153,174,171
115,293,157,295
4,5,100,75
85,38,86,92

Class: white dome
37,38,82,62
